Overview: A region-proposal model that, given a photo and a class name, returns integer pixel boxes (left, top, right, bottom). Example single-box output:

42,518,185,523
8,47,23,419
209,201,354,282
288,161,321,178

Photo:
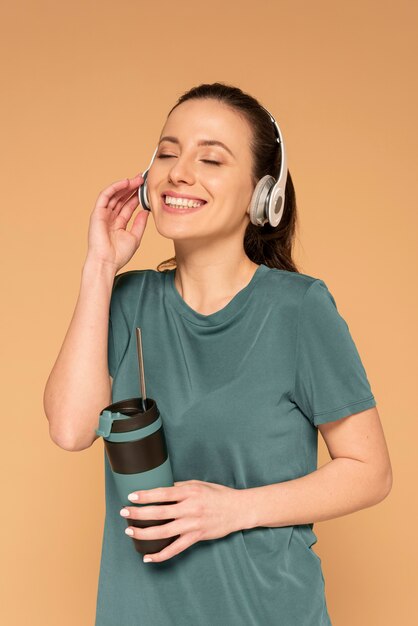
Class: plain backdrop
1,1,416,624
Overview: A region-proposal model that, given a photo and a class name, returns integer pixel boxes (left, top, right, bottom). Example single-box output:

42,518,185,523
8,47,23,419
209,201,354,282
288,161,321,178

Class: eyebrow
158,135,235,159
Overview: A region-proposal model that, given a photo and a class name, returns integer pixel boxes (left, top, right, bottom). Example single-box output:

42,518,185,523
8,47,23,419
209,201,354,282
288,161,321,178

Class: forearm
43,256,116,451
237,458,391,530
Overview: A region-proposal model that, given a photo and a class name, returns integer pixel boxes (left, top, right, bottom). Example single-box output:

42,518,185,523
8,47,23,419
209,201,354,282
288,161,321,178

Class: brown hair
156,81,300,273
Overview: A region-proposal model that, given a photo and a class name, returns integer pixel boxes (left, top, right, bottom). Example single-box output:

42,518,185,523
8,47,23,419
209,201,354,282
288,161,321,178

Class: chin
154,219,216,243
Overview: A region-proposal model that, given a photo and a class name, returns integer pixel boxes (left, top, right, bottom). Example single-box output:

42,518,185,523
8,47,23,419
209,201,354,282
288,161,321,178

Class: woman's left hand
120,479,246,563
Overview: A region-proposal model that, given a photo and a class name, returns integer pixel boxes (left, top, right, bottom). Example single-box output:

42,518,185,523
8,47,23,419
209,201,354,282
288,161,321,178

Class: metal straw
136,327,147,412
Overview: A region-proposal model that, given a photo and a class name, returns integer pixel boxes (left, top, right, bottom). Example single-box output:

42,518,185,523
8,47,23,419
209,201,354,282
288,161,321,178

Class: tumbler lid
96,397,159,438
96,410,125,438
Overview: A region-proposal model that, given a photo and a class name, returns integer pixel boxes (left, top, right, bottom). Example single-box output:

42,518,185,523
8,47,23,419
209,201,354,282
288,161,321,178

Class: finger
110,183,142,224
95,178,132,210
108,177,142,211
97,174,143,211
107,187,134,211
120,503,178,520
112,193,143,231
128,206,150,239
128,486,184,504
142,534,198,564
126,520,182,542
111,190,144,233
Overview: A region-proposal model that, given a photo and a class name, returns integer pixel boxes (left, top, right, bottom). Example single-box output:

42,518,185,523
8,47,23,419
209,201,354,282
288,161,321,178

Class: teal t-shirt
95,263,376,626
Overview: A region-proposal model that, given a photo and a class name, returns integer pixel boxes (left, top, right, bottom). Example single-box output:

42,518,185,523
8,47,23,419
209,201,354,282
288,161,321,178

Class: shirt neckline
164,263,269,326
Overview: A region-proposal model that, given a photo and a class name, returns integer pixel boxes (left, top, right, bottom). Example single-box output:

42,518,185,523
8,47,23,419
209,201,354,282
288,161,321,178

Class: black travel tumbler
96,395,179,555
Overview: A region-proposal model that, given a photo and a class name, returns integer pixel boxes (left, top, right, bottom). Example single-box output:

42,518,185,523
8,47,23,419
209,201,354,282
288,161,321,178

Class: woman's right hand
85,173,150,273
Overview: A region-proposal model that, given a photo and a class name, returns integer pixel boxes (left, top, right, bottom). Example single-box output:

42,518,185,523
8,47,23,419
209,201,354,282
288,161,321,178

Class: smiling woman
43,80,391,626
89,82,392,626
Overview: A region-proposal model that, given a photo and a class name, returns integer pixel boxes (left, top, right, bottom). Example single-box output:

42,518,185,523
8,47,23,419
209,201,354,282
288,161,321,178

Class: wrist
233,487,260,532
82,255,118,282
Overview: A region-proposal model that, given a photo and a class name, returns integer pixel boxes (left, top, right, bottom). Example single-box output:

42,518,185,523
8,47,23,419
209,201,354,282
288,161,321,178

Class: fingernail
125,528,134,536
143,556,152,563
128,493,139,501
120,508,129,517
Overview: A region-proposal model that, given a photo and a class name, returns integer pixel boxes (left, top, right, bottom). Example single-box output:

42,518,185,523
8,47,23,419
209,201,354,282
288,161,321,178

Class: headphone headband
258,105,287,191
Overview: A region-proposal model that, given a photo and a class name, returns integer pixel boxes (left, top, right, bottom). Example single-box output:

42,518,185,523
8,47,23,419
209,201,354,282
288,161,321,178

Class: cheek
209,171,241,197
146,167,158,189
209,184,251,220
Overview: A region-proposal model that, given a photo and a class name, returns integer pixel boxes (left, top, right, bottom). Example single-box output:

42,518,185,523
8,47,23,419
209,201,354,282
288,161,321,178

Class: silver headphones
138,104,287,228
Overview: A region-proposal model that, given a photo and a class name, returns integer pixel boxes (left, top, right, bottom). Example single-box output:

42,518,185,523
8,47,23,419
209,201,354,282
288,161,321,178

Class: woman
44,82,393,625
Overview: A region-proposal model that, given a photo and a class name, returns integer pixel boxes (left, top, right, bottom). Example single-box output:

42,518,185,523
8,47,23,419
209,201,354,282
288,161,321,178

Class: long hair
155,82,299,273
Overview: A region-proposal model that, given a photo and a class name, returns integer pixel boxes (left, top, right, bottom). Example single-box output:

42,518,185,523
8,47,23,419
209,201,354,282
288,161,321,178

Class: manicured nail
125,528,134,536
120,508,129,517
143,556,152,562
128,493,139,501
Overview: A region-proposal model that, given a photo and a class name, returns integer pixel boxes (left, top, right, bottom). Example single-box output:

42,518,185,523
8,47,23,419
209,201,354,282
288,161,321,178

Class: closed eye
157,155,221,166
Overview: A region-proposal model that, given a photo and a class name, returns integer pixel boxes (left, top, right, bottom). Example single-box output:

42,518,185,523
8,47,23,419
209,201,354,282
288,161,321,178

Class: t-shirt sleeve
292,279,376,427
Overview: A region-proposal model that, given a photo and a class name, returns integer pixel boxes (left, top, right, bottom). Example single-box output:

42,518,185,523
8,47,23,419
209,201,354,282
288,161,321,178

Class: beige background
1,0,416,624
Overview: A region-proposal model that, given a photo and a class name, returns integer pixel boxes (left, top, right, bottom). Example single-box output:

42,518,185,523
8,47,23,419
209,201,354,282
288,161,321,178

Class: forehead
160,99,253,149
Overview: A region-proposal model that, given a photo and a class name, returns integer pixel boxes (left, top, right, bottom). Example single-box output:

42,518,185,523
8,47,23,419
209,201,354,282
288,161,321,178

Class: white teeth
164,195,204,208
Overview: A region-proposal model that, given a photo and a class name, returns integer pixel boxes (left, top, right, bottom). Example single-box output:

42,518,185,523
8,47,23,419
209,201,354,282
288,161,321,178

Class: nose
167,154,196,186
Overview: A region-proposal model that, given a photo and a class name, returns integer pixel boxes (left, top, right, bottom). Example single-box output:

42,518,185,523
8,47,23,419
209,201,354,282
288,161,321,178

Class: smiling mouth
162,194,207,208
161,196,207,213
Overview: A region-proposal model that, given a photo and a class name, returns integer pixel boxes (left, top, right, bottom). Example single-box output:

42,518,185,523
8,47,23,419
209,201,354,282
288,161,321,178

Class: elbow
48,423,96,452
374,465,393,504
48,423,77,451
49,429,78,452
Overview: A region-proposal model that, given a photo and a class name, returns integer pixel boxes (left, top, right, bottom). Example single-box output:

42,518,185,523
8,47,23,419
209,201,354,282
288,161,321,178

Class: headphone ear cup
266,183,285,228
138,170,151,211
248,175,275,226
